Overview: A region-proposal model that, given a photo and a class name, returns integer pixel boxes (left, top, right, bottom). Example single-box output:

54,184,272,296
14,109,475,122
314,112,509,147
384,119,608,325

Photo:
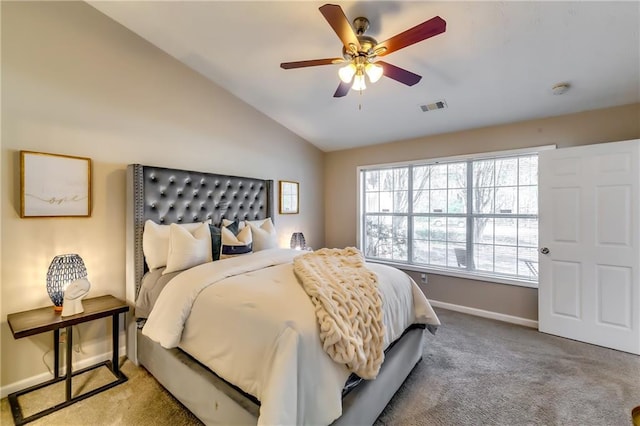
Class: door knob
539,247,550,255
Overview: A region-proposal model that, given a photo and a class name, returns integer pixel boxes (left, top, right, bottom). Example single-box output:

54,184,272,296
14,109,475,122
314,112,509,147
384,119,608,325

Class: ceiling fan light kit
338,58,383,90
280,4,446,98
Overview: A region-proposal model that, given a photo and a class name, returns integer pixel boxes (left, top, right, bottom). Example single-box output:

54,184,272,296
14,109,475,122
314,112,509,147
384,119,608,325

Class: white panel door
539,139,640,354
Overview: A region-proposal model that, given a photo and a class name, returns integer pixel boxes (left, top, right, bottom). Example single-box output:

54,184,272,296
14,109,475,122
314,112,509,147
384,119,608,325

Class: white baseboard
429,300,538,329
0,345,127,399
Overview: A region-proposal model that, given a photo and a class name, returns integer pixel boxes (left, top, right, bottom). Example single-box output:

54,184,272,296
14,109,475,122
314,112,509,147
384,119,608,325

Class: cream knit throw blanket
293,247,385,379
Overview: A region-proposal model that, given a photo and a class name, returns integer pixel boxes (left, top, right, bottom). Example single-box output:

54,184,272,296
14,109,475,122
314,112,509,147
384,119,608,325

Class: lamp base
54,306,63,313
60,278,91,317
61,299,84,317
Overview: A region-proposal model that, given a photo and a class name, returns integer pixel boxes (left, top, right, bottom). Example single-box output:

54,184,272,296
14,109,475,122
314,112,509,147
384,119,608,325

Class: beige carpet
2,308,639,425
0,360,202,426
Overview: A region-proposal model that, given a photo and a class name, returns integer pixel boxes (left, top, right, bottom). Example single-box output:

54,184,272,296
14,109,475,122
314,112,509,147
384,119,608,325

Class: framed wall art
20,151,92,218
279,180,299,214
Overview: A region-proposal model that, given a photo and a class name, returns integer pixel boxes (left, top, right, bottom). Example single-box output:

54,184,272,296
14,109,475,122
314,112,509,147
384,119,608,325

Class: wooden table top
7,295,129,339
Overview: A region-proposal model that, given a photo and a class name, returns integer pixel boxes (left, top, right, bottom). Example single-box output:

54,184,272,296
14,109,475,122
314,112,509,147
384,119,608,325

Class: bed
125,163,439,425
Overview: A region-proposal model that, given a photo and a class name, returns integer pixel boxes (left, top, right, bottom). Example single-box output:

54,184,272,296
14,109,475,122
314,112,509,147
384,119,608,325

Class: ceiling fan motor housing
342,36,379,60
342,17,379,60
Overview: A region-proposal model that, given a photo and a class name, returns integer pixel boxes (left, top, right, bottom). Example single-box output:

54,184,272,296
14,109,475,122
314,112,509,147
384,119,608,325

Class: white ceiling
88,1,640,152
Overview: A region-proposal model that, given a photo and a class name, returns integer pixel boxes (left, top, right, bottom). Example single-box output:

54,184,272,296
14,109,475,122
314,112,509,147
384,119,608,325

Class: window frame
357,145,555,288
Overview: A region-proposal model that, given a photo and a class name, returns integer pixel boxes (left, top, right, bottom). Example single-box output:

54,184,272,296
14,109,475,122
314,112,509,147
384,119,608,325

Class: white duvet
142,248,439,426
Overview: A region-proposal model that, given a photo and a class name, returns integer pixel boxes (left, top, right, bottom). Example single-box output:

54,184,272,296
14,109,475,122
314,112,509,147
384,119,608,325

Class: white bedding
142,248,439,426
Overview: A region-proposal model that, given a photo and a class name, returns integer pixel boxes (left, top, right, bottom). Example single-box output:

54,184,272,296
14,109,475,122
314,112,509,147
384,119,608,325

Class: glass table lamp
290,232,306,250
46,254,87,312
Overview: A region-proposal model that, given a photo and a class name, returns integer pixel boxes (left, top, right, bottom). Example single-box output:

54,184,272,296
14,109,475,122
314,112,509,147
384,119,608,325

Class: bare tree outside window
364,168,409,261
361,153,539,282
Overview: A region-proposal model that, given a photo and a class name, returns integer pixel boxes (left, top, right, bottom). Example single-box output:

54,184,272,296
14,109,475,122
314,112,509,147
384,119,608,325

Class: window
359,149,542,285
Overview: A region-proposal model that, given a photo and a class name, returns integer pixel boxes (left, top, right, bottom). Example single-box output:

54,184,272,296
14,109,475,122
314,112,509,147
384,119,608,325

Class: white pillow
246,218,277,252
163,223,212,274
220,225,253,259
143,220,209,270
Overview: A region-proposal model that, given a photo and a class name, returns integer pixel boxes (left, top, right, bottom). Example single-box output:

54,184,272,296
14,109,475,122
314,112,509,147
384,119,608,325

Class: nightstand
7,295,130,425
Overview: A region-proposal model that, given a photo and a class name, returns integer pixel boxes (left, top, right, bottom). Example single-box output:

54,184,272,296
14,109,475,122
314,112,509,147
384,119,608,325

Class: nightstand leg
53,329,60,379
65,325,73,401
112,313,119,375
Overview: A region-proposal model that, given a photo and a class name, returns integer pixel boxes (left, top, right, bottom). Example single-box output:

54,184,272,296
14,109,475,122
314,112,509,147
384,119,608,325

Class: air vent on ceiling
420,100,447,112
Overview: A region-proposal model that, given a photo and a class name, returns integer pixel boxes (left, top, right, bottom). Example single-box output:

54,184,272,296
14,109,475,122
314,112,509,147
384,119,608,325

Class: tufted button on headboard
126,164,273,299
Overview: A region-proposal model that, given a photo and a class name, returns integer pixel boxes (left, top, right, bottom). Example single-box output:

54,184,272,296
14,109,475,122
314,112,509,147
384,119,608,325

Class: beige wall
325,103,640,320
1,1,324,390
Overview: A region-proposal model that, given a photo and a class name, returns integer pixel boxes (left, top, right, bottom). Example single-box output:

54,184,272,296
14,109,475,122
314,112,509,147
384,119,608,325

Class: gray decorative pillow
209,225,222,261
220,221,253,259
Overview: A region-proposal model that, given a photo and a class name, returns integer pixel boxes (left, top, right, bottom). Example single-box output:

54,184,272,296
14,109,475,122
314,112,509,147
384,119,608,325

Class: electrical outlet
420,273,428,284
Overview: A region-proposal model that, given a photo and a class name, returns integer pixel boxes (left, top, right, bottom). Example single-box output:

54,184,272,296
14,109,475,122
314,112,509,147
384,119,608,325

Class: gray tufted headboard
125,164,273,302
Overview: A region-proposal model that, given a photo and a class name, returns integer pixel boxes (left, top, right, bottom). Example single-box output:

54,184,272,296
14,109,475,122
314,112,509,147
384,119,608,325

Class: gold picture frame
20,151,92,218
279,180,299,214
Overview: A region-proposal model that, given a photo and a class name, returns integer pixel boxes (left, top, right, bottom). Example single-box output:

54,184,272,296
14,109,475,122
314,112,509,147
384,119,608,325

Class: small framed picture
279,180,299,214
20,151,92,218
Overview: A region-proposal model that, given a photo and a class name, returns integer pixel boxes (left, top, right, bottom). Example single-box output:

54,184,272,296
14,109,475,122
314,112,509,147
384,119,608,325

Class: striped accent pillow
220,221,253,259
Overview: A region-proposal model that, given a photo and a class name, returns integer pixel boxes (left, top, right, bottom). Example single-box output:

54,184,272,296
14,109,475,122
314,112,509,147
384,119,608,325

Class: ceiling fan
280,4,446,98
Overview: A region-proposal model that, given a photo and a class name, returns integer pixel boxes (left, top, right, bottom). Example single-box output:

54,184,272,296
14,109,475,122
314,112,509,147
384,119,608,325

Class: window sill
367,259,539,289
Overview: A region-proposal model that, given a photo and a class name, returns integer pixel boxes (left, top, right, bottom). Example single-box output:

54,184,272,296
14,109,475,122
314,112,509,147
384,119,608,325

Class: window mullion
407,165,414,264
466,160,474,270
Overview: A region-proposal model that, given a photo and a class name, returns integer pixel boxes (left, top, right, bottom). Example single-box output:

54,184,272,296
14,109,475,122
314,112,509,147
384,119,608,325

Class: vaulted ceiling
89,1,640,152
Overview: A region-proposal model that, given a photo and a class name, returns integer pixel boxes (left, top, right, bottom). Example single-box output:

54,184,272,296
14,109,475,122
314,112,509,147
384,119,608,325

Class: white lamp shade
365,63,383,83
352,73,367,91
338,63,356,83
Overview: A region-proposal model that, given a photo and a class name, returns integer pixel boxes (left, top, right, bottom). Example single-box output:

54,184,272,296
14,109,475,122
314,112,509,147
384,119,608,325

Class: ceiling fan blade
319,4,361,53
280,58,344,69
333,81,351,98
377,61,422,86
375,16,446,56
